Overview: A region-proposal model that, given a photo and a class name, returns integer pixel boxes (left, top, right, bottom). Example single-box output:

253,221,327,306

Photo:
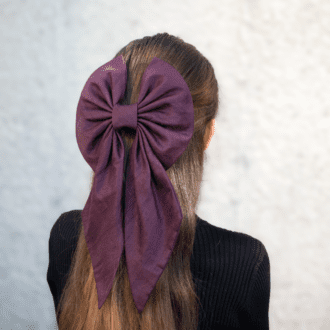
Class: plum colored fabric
75,55,194,313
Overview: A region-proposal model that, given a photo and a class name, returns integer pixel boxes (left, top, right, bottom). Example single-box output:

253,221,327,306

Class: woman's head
90,32,219,188
58,32,221,330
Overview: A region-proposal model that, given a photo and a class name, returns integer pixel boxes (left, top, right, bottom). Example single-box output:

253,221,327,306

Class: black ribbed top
47,210,271,329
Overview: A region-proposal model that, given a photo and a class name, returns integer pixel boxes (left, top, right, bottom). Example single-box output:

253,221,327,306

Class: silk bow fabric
75,54,194,313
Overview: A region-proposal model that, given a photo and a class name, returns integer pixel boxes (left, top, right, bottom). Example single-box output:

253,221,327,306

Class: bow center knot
112,103,138,131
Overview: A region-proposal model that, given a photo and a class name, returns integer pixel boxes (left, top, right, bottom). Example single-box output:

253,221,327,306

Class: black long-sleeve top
47,210,271,329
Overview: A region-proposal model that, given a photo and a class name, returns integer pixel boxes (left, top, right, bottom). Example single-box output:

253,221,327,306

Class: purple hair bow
76,54,194,313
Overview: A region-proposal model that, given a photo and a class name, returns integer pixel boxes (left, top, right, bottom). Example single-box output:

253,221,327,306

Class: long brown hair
56,32,220,330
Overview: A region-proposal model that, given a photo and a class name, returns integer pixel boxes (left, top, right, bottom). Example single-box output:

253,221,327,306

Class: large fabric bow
75,54,194,313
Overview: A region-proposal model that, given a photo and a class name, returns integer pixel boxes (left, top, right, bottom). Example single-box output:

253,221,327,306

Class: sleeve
240,240,271,330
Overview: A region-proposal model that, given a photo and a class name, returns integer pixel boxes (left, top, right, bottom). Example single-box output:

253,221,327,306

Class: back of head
56,32,220,330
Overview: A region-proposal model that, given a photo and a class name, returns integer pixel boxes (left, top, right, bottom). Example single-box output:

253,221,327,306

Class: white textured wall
1,0,329,329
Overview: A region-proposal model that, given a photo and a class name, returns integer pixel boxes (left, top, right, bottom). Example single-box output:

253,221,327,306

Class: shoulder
49,209,82,243
195,214,270,269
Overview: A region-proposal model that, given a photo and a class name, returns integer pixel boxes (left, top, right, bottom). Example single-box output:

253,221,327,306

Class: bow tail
81,158,125,310
124,146,183,314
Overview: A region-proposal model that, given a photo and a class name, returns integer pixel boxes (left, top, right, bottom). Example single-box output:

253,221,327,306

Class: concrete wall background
1,0,329,329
